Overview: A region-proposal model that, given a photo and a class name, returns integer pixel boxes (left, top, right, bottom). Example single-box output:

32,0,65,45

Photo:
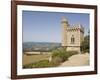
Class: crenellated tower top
67,24,84,33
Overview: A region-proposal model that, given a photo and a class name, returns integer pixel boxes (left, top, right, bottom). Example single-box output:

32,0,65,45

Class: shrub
52,48,78,63
65,51,78,58
52,48,68,62
51,56,62,66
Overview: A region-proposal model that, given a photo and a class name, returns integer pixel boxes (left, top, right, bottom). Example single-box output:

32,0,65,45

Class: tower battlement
67,24,84,33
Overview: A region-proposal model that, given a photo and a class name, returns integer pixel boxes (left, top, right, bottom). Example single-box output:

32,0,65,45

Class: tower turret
61,17,69,46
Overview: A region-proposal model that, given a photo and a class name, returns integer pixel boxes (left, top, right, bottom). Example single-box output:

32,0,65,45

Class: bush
52,48,68,62
65,51,78,58
52,48,79,63
51,56,62,66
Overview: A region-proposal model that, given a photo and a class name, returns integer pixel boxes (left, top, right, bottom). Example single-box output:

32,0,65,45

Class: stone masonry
61,17,84,53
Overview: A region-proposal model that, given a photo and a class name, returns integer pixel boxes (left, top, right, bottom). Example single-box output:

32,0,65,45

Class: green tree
81,34,90,53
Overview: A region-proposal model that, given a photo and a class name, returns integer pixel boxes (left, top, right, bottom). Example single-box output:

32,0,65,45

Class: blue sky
22,11,89,42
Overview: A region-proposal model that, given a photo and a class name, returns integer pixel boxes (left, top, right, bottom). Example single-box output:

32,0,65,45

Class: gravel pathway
60,53,89,67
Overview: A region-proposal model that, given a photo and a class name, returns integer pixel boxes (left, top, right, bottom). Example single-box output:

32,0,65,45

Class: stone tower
61,17,84,53
61,17,69,46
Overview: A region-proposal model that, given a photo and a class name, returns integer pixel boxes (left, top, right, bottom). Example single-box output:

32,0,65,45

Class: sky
22,10,89,43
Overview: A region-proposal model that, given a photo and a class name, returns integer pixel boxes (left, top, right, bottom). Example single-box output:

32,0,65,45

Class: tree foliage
81,35,90,53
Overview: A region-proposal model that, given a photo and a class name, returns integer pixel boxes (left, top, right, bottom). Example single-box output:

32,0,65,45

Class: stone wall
66,46,80,53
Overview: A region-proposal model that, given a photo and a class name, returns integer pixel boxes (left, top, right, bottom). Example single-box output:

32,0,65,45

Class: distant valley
23,42,61,52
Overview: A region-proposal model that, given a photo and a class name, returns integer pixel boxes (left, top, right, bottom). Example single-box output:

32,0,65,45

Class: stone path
60,53,89,67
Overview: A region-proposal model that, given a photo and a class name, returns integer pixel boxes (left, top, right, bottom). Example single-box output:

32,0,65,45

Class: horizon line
23,41,61,43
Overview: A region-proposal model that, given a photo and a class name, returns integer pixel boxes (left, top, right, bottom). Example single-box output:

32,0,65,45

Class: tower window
71,35,75,44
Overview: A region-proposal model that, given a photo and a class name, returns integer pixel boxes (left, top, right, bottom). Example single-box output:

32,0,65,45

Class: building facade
61,17,84,53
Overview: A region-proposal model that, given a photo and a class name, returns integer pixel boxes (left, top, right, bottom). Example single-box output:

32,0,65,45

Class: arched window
71,35,75,44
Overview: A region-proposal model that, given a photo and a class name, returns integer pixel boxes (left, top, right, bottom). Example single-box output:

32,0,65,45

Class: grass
23,50,79,68
23,60,58,68
23,53,50,65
